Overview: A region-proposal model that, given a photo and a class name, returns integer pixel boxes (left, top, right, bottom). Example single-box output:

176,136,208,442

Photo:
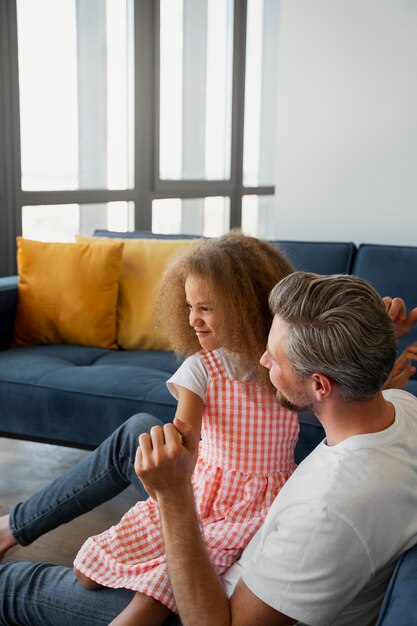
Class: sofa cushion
78,235,194,351
375,544,417,625
353,244,417,359
13,238,124,350
0,345,179,448
272,240,356,274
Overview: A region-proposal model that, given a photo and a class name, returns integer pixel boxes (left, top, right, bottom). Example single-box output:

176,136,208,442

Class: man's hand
135,418,199,502
384,297,417,338
383,343,417,390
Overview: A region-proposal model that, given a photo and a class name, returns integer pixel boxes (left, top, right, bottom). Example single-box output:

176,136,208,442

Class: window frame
0,0,275,275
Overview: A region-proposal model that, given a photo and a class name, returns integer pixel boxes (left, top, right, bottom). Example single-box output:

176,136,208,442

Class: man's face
260,315,313,413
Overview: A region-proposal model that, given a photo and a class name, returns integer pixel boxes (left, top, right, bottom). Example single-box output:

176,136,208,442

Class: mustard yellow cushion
76,235,194,350
13,237,124,349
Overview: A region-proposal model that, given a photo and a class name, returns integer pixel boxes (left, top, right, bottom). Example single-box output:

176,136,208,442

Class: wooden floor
0,437,137,567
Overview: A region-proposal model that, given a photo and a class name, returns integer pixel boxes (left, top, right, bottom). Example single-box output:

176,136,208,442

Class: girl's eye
200,306,209,312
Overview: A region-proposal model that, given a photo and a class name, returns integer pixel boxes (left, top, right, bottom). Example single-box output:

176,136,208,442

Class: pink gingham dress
73,349,299,612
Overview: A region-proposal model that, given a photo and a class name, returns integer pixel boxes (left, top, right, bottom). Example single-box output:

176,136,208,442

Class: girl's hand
383,343,417,390
134,419,199,502
383,297,417,338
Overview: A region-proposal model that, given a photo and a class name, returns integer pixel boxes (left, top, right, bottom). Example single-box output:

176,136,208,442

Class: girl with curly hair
73,230,300,626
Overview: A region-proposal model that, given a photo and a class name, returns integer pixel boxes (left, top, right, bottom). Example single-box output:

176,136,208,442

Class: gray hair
269,272,397,401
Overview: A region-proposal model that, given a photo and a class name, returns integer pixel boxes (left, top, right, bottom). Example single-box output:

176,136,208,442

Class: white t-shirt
223,389,417,626
167,350,260,401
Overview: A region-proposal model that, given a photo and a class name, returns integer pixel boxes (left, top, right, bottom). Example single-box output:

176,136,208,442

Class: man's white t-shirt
223,389,417,626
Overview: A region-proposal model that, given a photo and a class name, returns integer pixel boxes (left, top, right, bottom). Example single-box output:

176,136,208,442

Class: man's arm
135,420,296,626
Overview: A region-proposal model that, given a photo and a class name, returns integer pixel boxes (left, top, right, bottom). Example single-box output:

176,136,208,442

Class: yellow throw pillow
76,235,194,351
13,237,124,349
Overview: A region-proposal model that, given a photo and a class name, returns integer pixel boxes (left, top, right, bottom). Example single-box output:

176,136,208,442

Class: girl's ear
311,372,333,401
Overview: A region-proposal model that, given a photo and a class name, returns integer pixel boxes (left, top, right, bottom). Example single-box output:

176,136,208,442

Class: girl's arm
138,384,203,504
167,354,207,440
173,384,204,440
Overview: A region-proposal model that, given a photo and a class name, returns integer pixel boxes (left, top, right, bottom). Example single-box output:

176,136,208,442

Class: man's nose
260,351,271,369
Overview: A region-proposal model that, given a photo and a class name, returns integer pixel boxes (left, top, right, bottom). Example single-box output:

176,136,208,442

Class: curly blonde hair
153,230,294,383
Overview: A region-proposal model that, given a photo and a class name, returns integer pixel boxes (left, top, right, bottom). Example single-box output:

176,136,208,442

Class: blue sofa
1,234,417,453
1,232,417,624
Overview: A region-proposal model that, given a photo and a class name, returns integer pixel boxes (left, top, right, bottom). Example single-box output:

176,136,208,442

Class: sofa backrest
94,232,357,276
353,243,417,352
271,240,357,275
93,233,417,350
94,230,199,240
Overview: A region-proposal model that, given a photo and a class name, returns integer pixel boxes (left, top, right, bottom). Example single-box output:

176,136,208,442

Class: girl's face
185,274,226,351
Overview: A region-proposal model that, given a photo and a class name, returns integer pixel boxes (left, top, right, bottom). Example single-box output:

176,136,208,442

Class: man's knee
116,414,164,463
123,413,164,441
112,414,165,493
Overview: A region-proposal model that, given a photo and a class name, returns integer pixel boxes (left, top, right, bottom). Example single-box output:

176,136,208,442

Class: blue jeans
0,561,180,625
9,413,156,545
0,413,180,625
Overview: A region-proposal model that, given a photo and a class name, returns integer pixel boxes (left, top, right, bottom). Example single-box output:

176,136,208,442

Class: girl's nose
189,310,201,327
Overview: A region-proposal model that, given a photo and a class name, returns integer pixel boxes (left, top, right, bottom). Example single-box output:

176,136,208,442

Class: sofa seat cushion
0,345,179,449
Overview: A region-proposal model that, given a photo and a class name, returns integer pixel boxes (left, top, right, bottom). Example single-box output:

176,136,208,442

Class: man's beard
275,389,313,414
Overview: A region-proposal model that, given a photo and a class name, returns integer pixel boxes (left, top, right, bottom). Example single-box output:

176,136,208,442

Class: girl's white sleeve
167,354,209,401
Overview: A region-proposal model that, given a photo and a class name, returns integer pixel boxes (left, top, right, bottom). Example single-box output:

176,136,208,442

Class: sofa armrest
0,276,18,350
376,544,417,625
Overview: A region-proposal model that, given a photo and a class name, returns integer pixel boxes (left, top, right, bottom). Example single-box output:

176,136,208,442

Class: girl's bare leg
73,566,103,590
109,591,171,626
0,515,17,561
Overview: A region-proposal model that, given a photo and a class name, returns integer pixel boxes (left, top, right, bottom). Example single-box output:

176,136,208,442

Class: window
152,197,230,237
0,0,279,275
16,0,134,242
243,0,280,188
159,0,233,181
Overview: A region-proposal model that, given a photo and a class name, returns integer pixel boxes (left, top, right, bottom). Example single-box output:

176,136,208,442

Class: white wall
273,0,417,245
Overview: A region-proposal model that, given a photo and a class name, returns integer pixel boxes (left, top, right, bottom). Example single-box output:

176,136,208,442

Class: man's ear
311,373,333,401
